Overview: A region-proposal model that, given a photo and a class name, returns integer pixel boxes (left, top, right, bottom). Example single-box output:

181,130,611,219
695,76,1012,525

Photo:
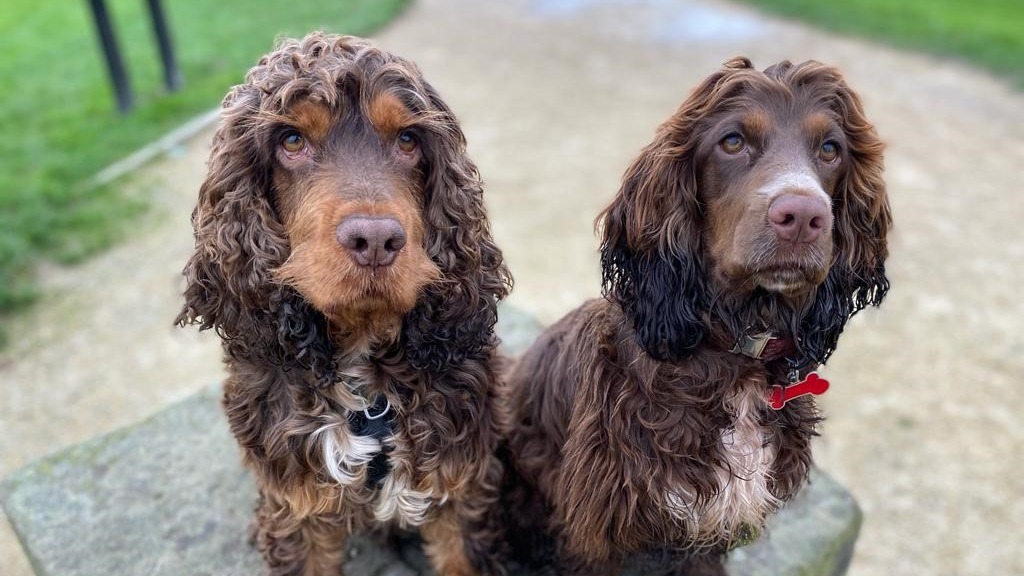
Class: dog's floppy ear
176,82,334,379
598,141,707,363
794,63,891,364
830,67,890,305
598,60,755,362
176,84,282,337
402,82,512,373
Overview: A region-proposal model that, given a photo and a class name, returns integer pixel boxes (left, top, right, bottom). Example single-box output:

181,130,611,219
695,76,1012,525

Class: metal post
146,0,182,91
87,0,133,113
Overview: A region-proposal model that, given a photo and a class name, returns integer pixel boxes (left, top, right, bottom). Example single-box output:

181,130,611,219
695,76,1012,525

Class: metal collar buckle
730,331,776,359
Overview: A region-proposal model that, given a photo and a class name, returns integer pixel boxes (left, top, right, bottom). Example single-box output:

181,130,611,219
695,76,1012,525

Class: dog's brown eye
397,130,418,153
720,133,745,154
819,141,840,163
281,131,305,153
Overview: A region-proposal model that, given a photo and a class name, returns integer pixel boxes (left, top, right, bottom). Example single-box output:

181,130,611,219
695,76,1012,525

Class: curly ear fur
597,62,752,362
598,152,707,363
176,81,334,381
784,63,892,365
402,82,512,373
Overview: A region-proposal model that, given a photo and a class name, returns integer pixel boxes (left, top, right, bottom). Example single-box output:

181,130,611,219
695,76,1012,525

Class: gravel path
3,0,1022,574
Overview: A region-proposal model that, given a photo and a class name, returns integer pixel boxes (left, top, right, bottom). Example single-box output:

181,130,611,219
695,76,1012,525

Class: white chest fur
665,379,780,541
373,473,434,527
312,409,435,528
307,364,439,527
313,416,381,486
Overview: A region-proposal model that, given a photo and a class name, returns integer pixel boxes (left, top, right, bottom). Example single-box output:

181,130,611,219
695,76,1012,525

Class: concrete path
3,0,1022,574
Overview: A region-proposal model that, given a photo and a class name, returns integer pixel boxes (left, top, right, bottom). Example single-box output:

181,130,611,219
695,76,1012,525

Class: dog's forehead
280,92,421,147
712,89,840,138
746,106,839,135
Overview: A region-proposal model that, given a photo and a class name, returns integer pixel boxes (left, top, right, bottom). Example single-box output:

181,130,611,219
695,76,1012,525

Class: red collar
728,331,829,410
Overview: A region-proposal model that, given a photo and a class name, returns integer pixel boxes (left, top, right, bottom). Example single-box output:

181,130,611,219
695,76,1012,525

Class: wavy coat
504,58,890,575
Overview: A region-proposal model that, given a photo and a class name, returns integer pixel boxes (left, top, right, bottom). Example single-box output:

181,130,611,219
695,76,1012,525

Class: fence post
87,0,133,113
146,0,182,91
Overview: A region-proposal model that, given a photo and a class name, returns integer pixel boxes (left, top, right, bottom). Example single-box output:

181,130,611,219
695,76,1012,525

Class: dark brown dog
177,33,511,576
503,58,890,574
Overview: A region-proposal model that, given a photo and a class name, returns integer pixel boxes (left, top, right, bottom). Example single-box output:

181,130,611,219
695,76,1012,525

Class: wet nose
768,194,832,243
335,216,407,267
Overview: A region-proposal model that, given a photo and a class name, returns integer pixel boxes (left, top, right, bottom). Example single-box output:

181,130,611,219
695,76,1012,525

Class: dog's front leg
254,489,350,576
421,500,510,576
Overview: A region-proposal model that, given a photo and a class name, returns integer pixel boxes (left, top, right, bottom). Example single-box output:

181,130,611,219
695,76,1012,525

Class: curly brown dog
503,58,891,575
177,33,511,576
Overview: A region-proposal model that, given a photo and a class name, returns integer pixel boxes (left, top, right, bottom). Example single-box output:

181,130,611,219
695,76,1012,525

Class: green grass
0,0,409,332
738,0,1024,87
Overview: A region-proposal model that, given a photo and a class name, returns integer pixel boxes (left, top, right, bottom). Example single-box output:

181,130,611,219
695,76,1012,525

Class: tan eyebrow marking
802,112,836,140
741,109,772,139
287,100,333,142
367,92,415,136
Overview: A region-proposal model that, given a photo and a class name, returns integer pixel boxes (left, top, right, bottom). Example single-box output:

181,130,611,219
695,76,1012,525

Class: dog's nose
336,216,407,267
768,194,832,243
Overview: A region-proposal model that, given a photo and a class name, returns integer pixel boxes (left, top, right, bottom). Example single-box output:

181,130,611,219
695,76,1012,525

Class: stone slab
2,308,860,575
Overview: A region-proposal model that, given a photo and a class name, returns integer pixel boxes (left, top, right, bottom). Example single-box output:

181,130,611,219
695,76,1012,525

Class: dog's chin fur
750,265,827,297
713,262,826,310
717,241,832,300
276,265,438,341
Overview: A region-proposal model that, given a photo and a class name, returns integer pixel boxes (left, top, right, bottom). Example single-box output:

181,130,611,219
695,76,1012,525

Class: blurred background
1,0,1021,574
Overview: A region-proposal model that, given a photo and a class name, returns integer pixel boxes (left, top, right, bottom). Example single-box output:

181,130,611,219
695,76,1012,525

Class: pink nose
768,194,832,243
336,216,407,267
